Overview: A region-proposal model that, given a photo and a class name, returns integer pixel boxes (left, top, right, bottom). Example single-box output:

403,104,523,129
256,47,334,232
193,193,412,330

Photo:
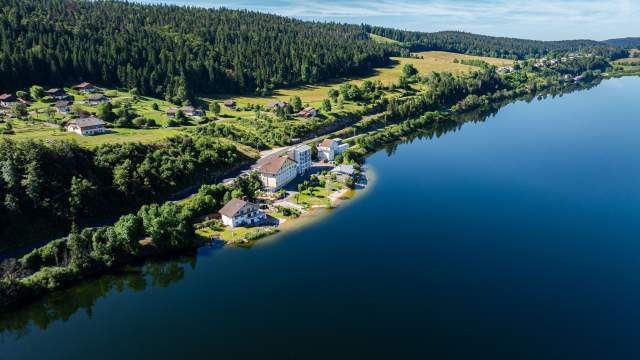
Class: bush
20,266,78,291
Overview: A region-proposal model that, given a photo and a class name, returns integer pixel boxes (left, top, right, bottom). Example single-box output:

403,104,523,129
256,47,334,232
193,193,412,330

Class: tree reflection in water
0,255,197,340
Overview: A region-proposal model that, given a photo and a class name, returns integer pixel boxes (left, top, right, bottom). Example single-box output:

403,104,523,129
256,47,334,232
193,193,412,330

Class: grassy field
211,51,513,106
614,57,640,64
8,119,186,147
1,51,512,148
368,33,404,46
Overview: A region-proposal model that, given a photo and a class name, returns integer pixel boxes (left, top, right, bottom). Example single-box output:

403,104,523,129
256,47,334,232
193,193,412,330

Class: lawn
196,225,276,242
294,186,332,207
4,121,186,147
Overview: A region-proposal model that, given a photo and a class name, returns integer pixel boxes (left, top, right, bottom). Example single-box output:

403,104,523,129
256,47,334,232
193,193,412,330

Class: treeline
604,37,640,48
0,0,391,101
0,172,264,311
0,135,248,250
363,27,625,60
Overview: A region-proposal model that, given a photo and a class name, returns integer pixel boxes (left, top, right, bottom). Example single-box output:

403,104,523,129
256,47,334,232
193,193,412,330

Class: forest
0,0,392,101
604,37,640,49
0,135,248,249
364,27,626,60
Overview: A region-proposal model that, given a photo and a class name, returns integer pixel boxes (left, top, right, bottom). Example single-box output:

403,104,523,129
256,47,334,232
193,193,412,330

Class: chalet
0,94,18,107
166,106,203,117
317,138,349,162
296,107,319,118
66,116,106,136
45,88,71,100
224,100,236,109
166,108,178,117
267,101,289,109
288,144,312,175
180,106,203,117
219,198,266,228
55,100,73,114
83,94,109,105
258,156,298,191
497,66,514,73
75,82,96,93
18,98,32,106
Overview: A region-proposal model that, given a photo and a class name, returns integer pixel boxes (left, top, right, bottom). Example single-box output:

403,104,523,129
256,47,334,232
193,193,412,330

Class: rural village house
82,94,109,106
224,100,236,109
166,106,204,117
55,100,73,113
75,82,96,93
296,107,319,118
0,94,18,107
267,101,289,109
45,88,71,100
218,198,267,228
66,116,106,136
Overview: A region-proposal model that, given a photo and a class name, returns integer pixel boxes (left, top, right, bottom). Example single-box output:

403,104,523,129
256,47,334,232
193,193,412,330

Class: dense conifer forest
0,0,392,101
364,27,625,59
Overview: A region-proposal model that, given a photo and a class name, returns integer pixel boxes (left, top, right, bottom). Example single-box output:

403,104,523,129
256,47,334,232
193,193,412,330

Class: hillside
0,0,392,101
363,27,625,59
604,37,640,48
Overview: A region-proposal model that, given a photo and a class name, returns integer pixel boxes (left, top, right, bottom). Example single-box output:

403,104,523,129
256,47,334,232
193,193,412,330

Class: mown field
214,51,513,105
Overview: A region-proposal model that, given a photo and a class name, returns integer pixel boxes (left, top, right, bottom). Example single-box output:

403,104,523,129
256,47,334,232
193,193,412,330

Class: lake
2,76,640,359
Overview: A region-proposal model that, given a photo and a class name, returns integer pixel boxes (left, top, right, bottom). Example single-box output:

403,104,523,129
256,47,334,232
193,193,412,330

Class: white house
317,138,349,162
288,144,312,175
67,116,106,136
219,198,266,228
258,156,298,191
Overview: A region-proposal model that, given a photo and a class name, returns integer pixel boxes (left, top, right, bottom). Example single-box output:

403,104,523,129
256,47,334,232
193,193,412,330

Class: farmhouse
218,198,266,228
288,144,312,175
317,138,349,162
45,88,71,100
224,100,236,109
0,94,17,107
258,156,298,191
296,107,319,118
55,100,73,113
66,116,106,136
180,106,203,117
75,82,96,93
267,101,289,109
83,94,109,105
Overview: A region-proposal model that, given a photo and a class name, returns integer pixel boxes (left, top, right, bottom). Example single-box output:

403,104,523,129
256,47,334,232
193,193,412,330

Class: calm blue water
2,77,640,359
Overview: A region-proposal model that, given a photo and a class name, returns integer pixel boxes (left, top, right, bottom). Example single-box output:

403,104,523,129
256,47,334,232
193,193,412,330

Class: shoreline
0,75,625,313
218,168,374,247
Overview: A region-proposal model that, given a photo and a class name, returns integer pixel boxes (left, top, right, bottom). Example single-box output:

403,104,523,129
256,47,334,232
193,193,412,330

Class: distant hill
364,27,625,59
604,37,640,48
